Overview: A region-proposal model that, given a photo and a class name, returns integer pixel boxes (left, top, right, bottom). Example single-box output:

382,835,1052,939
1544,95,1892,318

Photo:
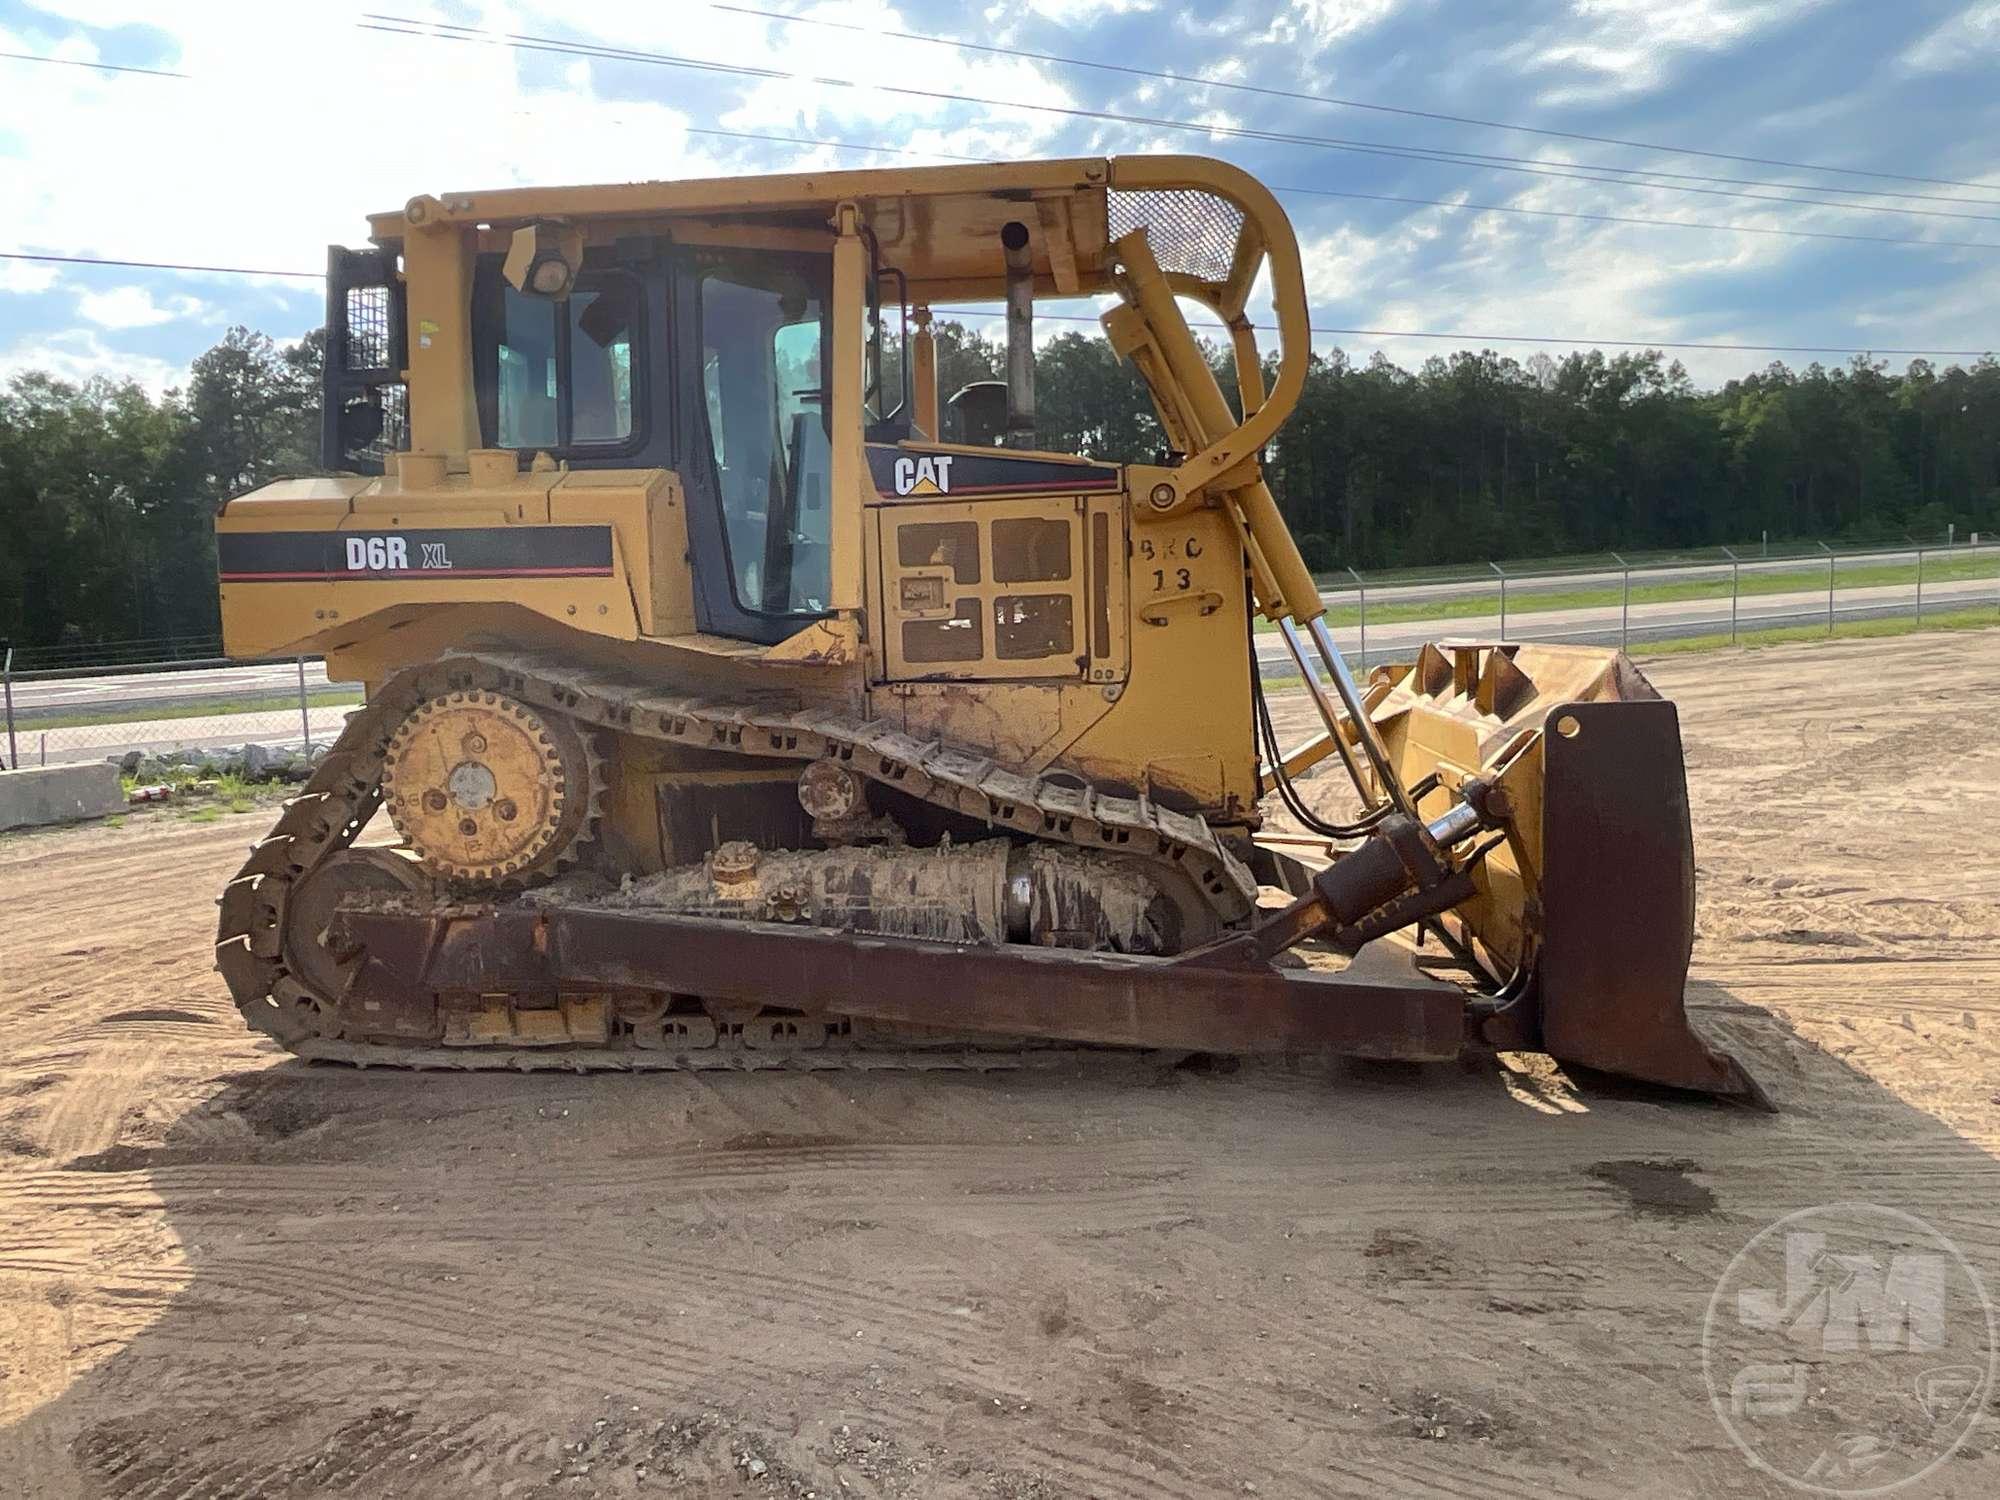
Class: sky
1,0,1996,393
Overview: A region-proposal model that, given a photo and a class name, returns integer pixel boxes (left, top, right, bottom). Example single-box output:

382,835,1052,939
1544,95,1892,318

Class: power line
0,49,187,79
370,15,2000,218
13,26,1989,213
559,107,2000,252
1,251,319,278
8,250,1986,358
932,306,1994,357
12,34,1994,249
359,18,2000,226
6,19,1987,204
1277,185,2000,252
707,2,2000,198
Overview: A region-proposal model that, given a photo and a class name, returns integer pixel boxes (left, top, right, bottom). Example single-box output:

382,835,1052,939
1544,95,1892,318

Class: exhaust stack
1001,220,1034,447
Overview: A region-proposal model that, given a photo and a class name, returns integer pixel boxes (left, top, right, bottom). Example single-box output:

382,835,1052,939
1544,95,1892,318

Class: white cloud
0,260,62,294
1901,1,2000,73
1285,164,1846,386
689,2,1074,154
76,285,206,328
0,328,182,393
0,0,1080,378
1519,0,1831,105
996,0,1155,22
0,0,1993,399
1258,0,1400,51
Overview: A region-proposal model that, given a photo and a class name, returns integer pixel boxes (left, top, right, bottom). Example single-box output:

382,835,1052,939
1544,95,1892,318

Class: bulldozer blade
1529,698,1771,1108
329,904,1469,1061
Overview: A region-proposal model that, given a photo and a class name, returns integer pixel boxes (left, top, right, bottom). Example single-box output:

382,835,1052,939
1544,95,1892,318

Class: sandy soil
0,629,1996,1498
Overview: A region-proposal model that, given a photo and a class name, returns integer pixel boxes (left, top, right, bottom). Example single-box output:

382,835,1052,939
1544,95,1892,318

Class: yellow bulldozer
212,154,1763,1103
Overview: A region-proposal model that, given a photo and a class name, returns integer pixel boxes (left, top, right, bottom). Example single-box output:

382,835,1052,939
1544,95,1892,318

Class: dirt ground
1,629,1996,1498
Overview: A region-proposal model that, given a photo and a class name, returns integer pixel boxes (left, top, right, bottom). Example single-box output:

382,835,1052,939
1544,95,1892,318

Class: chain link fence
2,645,362,775
4,534,1996,771
1302,534,1999,673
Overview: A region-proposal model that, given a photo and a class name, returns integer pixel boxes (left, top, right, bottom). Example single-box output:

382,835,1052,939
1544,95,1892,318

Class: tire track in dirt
76,1405,527,1500
6,631,2000,1498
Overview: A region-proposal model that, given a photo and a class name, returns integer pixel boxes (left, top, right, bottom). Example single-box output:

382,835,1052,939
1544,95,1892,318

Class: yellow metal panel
910,307,938,439
888,680,1114,772
1083,493,1129,685
549,470,680,635
350,493,545,525
1065,500,1255,819
829,205,866,614
876,498,1088,683
763,616,860,667
218,502,644,660
394,160,1119,293
221,476,371,518
400,226,479,456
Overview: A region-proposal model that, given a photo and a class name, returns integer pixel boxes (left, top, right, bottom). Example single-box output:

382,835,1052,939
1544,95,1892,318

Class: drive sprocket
381,689,600,884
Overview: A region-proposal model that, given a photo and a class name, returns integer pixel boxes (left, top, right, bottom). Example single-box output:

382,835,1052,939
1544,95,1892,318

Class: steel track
215,650,1259,1070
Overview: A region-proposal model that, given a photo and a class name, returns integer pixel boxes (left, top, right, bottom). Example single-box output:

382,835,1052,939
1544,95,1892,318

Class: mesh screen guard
1105,187,1247,286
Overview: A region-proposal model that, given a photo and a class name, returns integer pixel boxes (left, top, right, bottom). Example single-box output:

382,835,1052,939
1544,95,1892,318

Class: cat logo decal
891,454,954,496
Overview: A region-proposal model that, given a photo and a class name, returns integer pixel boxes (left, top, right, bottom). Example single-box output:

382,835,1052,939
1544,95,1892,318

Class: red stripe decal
221,567,614,581
874,477,1121,498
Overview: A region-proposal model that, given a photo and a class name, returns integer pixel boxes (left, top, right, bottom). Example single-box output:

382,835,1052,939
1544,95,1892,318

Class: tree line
3,319,1996,650
935,323,2000,573
0,328,321,653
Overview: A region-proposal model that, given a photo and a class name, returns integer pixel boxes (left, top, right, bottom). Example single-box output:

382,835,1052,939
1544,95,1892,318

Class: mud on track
1,628,1997,1498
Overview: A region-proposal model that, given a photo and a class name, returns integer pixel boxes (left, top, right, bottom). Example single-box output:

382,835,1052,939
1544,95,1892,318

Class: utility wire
0,49,188,79
541,107,2000,253
12,36,1995,248
1277,185,2000,252
6,251,1986,357
1,250,319,278
931,306,1994,357
7,17,1986,200
359,18,2000,226
705,2,2000,197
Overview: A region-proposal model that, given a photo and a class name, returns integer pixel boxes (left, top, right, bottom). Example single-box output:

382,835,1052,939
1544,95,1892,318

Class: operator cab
316,160,1283,656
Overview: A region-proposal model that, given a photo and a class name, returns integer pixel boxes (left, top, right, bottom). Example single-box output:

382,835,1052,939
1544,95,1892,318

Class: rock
746,1457,768,1477
0,763,125,830
242,743,277,778
117,750,143,774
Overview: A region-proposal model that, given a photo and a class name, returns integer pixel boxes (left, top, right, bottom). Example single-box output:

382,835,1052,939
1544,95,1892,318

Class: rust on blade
332,905,1468,1062
1527,698,1771,1108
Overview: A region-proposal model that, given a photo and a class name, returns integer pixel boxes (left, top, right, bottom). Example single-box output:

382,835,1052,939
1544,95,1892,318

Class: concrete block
0,763,125,833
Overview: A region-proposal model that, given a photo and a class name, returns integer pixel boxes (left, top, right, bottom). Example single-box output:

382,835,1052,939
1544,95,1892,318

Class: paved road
1305,544,1990,609
9,574,1995,767
1256,574,1996,672
7,659,334,718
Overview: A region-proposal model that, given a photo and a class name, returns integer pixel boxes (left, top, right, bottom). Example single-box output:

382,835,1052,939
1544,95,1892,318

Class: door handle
1138,590,1224,626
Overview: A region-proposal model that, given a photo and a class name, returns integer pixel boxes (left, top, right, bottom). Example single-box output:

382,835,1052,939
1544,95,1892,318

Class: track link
215,650,1259,1069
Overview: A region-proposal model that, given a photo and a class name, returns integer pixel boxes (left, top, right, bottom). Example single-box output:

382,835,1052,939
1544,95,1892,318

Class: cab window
696,256,831,616
476,267,641,452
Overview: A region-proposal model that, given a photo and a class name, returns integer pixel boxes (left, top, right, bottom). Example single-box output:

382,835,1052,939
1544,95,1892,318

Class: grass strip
22,688,363,731
1265,552,1999,631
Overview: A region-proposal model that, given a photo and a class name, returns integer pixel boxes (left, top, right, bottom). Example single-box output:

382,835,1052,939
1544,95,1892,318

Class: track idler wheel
382,690,601,885
280,847,430,1032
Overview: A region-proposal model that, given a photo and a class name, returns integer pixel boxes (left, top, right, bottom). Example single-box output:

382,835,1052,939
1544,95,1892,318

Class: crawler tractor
213,155,1763,1102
